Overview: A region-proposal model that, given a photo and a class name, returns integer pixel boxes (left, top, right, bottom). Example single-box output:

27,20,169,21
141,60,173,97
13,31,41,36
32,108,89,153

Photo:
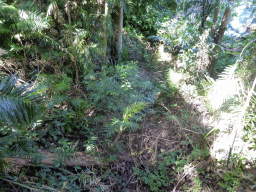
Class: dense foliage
0,0,256,191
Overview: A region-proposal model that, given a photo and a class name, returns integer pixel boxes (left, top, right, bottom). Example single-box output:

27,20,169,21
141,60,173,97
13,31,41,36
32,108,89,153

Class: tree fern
0,73,42,126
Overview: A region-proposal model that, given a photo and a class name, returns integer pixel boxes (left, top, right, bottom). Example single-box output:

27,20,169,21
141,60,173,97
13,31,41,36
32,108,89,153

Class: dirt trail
108,41,216,190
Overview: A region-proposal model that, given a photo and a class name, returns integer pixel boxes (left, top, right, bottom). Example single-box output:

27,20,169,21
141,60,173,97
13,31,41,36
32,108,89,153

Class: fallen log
4,149,101,168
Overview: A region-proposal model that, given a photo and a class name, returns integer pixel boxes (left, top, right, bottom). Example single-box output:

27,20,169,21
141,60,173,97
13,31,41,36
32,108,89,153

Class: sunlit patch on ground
158,44,172,62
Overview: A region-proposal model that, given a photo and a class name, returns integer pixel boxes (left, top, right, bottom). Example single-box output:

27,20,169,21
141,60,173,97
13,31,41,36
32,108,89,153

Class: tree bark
208,4,231,78
110,2,123,64
214,5,231,45
96,0,104,18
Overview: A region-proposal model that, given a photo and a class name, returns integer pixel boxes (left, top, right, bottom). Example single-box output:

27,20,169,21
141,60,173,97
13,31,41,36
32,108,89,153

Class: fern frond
0,73,42,126
207,64,244,110
123,102,146,123
47,1,58,18
14,10,49,33
73,28,90,45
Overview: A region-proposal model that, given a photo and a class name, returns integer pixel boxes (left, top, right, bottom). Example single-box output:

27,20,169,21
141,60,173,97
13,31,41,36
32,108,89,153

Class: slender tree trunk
117,3,123,62
66,0,79,85
208,4,231,78
109,2,123,64
200,0,205,33
103,0,109,63
214,5,231,45
210,0,220,38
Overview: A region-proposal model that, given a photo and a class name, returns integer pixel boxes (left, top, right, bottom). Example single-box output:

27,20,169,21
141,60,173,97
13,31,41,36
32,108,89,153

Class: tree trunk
117,3,123,62
103,0,109,63
208,4,231,78
110,2,123,64
214,5,231,45
209,0,220,38
200,0,205,33
66,0,79,85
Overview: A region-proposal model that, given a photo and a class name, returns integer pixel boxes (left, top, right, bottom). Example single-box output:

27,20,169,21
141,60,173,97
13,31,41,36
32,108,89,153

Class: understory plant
0,73,44,172
133,150,187,192
84,61,159,138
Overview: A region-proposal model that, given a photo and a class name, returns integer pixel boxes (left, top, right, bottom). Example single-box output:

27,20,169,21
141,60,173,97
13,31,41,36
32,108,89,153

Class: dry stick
150,133,161,161
1,178,40,192
130,133,179,143
112,125,123,145
128,135,138,168
172,163,197,192
29,0,36,9
24,181,62,192
227,77,256,169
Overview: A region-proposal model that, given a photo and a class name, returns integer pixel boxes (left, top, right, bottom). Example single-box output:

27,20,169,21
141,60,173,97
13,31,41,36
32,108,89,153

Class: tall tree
208,2,231,78
109,0,123,64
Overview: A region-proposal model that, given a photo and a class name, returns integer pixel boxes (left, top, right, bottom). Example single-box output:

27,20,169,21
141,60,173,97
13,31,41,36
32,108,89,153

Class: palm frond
0,73,42,126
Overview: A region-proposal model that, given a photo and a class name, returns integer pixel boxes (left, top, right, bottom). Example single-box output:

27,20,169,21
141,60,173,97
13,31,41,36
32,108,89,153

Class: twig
130,133,179,143
179,127,202,134
150,133,161,161
40,185,61,192
112,125,123,146
33,165,76,176
29,0,36,9
1,178,40,191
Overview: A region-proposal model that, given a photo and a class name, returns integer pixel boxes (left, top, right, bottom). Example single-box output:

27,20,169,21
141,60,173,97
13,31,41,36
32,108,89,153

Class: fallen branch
5,149,101,168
